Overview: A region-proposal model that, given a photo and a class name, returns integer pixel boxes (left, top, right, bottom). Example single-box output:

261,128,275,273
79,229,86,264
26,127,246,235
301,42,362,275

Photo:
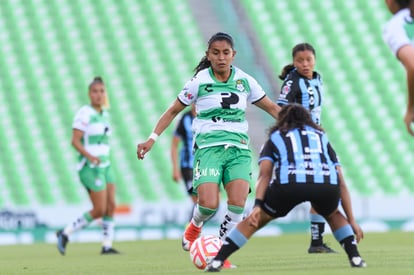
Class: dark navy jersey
174,111,194,169
277,69,323,125
259,125,340,185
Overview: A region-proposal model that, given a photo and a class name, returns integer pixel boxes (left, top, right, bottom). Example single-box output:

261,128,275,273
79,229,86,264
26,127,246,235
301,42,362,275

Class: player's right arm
71,129,100,165
72,107,100,165
277,74,300,106
396,44,414,136
137,99,187,160
138,76,200,160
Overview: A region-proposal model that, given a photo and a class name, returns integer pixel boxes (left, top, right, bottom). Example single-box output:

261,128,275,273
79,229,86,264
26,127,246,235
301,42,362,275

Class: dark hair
193,32,234,75
268,103,323,136
395,0,410,8
278,43,316,80
89,76,104,89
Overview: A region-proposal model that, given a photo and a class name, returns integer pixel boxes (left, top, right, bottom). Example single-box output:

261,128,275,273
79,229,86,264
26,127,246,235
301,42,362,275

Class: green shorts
193,146,252,193
79,165,116,192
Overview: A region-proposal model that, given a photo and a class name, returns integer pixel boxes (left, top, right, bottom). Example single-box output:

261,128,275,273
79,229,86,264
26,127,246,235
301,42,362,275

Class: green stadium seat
0,0,204,206
3,0,411,208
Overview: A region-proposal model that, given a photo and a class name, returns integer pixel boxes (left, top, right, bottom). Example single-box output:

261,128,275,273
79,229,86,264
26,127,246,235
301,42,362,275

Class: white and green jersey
72,105,112,170
177,66,266,149
383,8,414,56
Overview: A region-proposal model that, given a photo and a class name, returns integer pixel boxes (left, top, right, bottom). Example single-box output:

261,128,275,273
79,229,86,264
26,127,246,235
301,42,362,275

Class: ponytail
193,56,211,76
278,64,295,80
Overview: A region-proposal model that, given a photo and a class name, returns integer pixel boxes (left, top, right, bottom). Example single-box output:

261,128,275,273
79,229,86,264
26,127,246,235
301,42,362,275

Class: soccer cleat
222,259,237,269
308,243,337,253
56,230,69,255
205,260,223,272
101,247,120,255
182,222,202,251
350,256,367,268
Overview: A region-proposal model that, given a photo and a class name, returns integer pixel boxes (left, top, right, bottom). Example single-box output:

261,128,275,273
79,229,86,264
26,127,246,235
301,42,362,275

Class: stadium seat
0,0,203,206
241,0,414,195
1,0,412,209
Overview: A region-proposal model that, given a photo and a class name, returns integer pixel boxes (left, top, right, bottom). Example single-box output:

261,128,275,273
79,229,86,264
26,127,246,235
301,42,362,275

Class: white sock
63,215,90,235
192,204,216,227
219,211,243,240
102,219,115,249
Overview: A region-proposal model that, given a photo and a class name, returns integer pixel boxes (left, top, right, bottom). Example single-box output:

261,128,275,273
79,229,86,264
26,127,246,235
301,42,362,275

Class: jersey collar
208,66,235,83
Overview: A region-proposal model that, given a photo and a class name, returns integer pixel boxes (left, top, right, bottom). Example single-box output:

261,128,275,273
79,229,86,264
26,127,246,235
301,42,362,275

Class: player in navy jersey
277,43,334,253
206,104,366,272
171,104,197,204
383,0,414,135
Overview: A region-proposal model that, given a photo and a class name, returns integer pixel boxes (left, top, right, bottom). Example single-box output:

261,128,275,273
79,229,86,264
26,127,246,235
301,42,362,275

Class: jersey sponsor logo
280,80,292,99
220,92,239,109
281,80,293,95
184,91,194,100
204,84,213,93
211,115,243,123
308,86,315,106
211,116,221,123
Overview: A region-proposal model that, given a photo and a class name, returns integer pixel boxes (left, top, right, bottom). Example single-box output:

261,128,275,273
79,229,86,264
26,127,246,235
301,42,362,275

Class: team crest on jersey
235,80,245,92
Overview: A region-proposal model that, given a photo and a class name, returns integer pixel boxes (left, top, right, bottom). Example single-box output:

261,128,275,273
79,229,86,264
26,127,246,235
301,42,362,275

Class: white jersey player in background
383,0,414,135
56,77,120,255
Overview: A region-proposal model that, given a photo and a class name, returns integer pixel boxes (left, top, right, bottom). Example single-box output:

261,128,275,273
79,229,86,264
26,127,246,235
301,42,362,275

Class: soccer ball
189,235,223,270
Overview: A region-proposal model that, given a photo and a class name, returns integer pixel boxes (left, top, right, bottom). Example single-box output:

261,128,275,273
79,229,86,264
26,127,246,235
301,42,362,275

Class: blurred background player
170,103,197,207
277,43,335,253
383,0,414,136
56,77,119,255
137,32,280,268
206,104,366,272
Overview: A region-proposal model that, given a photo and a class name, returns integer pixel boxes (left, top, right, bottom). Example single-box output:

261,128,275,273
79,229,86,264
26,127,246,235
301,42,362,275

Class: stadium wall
1,198,414,245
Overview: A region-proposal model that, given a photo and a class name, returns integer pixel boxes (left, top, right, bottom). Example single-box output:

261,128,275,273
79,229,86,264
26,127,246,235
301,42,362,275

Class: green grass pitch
0,231,413,274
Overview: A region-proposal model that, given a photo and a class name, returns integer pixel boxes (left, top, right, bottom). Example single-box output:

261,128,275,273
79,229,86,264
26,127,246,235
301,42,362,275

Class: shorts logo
95,179,103,186
194,159,221,181
196,168,220,178
194,160,201,181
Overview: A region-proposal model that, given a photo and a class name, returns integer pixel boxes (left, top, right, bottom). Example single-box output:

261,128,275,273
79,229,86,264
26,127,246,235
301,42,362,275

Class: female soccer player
383,0,414,136
206,104,366,272
277,43,334,253
171,103,197,205
137,32,280,268
56,77,119,255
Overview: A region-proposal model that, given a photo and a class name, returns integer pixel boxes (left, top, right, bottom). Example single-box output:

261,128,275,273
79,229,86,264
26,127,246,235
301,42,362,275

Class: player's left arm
171,135,182,182
397,44,414,136
337,166,364,243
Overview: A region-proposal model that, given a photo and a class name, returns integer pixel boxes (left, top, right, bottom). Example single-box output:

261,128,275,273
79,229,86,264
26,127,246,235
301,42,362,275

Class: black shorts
181,167,193,195
261,183,340,218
